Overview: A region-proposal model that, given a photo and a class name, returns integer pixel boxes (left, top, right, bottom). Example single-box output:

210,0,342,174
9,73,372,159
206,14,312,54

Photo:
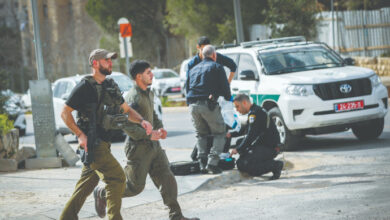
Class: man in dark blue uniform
187,45,231,174
187,36,237,84
228,94,283,180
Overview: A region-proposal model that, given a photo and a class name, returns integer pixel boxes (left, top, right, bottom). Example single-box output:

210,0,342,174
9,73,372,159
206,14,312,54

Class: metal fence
316,7,390,57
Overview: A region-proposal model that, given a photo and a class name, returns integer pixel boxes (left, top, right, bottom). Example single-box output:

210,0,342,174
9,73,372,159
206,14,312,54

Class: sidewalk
0,145,242,220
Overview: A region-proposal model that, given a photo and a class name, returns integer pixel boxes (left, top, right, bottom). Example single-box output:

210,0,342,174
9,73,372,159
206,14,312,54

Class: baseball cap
89,49,118,65
197,36,210,46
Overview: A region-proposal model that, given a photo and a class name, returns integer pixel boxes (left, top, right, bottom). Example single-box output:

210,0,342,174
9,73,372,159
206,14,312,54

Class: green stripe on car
232,93,280,105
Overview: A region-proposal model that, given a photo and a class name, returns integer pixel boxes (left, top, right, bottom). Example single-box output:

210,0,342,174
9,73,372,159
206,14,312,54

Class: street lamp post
27,0,61,169
233,0,244,43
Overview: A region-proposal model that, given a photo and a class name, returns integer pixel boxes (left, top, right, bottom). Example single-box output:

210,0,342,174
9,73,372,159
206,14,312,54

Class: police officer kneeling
228,94,283,180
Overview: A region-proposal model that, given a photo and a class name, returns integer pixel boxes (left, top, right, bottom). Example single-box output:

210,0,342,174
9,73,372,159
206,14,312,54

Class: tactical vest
77,75,124,141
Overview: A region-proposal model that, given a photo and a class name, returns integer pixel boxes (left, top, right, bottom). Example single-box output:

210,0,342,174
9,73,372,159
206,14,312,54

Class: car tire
268,107,298,151
16,127,26,136
352,118,384,141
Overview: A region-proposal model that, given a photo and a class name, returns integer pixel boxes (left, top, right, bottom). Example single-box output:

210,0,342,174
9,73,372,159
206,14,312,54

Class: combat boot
199,157,208,174
270,160,284,180
93,186,107,218
206,164,222,174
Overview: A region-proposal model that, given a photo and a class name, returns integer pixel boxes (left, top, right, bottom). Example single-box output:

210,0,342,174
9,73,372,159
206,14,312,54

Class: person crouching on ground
228,94,283,180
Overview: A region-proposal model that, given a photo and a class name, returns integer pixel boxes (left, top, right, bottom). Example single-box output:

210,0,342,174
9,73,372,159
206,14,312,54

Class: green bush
160,96,186,107
0,114,13,135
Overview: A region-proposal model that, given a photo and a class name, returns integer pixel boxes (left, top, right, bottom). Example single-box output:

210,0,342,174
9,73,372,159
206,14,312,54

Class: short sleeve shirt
66,80,98,111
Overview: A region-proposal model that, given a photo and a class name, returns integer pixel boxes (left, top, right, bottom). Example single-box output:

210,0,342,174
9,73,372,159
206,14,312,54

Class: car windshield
153,70,178,79
109,74,133,92
259,46,343,75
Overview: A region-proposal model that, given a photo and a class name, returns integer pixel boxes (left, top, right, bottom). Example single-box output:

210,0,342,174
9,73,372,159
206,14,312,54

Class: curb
194,169,248,191
162,106,189,113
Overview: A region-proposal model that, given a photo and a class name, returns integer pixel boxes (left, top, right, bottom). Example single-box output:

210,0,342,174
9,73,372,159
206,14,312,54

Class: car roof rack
240,36,306,48
215,42,239,50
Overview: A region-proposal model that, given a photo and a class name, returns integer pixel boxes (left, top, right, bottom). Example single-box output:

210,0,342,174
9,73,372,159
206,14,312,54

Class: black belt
187,97,208,104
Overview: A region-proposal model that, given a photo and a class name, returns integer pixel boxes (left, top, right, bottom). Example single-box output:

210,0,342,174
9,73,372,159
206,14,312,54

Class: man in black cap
187,36,237,83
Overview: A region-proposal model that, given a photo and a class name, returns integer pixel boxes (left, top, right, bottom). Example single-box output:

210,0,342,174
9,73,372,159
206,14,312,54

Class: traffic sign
120,23,132,38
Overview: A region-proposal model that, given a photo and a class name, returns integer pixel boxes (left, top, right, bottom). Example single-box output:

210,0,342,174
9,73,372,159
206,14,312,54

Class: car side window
223,53,239,80
53,82,65,98
65,82,74,96
237,54,258,80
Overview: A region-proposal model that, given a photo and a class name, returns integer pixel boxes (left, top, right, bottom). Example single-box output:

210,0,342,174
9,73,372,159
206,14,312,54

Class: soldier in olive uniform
94,60,199,220
60,49,152,220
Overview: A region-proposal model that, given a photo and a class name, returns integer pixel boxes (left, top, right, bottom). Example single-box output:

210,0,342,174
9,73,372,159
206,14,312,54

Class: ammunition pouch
102,114,128,130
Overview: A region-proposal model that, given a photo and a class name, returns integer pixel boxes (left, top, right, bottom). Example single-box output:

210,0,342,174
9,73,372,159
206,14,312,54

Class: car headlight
285,84,314,96
369,74,381,88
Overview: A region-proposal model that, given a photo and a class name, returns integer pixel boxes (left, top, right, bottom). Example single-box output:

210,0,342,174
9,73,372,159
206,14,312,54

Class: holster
207,97,218,111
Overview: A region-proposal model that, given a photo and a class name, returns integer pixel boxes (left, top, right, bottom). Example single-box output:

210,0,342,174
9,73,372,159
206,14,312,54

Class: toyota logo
340,84,352,93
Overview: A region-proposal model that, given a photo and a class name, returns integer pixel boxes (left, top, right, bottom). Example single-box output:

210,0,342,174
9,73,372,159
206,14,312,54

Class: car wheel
268,107,298,151
15,126,26,136
352,118,384,141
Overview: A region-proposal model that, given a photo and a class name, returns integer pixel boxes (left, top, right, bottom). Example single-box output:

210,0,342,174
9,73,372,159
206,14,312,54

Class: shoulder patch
249,114,256,124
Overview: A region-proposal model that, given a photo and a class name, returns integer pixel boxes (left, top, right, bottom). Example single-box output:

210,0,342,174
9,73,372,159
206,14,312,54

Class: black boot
199,157,208,174
270,160,283,180
206,164,223,174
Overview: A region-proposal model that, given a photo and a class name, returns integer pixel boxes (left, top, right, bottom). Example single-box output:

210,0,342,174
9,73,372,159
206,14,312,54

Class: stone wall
0,129,19,159
353,57,390,77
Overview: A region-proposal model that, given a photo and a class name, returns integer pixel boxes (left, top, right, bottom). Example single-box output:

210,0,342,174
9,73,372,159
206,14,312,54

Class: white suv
217,36,388,150
52,72,163,139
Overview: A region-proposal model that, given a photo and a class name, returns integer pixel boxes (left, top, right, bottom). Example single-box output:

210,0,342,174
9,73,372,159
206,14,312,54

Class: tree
0,26,23,92
266,0,317,40
86,0,170,67
165,0,268,46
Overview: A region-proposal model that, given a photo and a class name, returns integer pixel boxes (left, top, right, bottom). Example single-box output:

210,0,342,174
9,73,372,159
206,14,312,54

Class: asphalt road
20,105,389,153
17,106,390,219
93,107,390,220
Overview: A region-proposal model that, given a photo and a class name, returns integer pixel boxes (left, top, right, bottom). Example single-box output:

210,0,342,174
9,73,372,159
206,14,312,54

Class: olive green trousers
60,141,126,220
123,139,183,220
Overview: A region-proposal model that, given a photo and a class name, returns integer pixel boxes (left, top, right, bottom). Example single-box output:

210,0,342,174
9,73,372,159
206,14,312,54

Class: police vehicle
217,36,389,150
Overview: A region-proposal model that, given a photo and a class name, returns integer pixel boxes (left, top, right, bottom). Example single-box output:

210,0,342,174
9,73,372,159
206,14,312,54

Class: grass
160,96,187,107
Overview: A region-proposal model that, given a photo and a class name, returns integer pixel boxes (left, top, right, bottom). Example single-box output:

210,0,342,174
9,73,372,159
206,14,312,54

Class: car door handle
232,88,239,91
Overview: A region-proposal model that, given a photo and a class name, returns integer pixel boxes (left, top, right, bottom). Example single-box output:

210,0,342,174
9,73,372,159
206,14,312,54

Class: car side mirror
344,57,355,66
61,93,69,100
239,70,257,81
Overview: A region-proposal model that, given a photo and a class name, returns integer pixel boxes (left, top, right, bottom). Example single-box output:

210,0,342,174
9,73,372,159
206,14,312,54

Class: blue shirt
186,58,231,103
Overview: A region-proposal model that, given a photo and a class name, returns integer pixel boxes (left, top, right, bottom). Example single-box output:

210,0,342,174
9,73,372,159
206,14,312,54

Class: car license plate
171,87,181,92
334,100,364,112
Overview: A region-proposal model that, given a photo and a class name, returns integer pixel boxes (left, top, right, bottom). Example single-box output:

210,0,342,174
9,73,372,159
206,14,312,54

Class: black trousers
236,146,277,176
